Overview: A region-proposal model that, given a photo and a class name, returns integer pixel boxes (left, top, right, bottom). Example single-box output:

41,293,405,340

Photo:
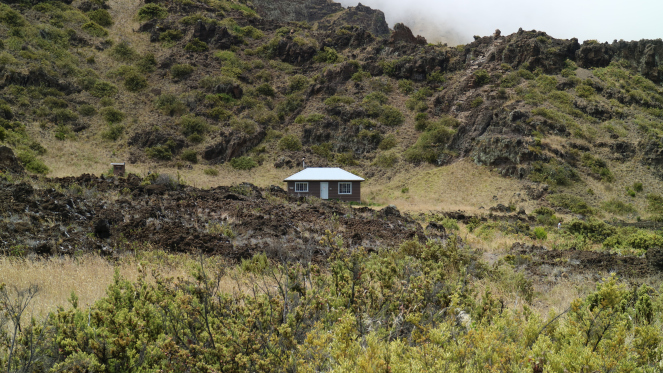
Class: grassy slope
0,0,662,221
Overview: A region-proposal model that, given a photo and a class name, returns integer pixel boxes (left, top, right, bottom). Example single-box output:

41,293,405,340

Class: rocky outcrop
251,0,389,37
0,146,24,174
389,23,427,45
203,128,266,164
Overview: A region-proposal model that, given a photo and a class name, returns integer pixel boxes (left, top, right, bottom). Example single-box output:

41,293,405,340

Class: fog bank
337,0,663,45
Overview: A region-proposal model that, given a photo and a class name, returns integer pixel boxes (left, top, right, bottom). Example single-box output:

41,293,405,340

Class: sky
336,0,663,45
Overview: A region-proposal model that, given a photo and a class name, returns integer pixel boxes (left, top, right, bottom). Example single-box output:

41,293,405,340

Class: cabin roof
283,167,364,181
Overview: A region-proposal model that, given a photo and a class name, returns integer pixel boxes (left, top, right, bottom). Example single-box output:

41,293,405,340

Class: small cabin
284,167,364,202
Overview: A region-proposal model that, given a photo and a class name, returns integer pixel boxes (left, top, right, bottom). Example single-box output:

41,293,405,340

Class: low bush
404,122,455,164
81,21,107,37
373,151,398,167
277,94,303,119
110,41,138,62
473,69,490,86
567,218,616,242
78,104,96,116
533,226,547,240
145,144,173,160
159,29,183,43
313,47,340,63
137,3,167,21
256,83,275,97
378,106,404,126
324,95,354,107
17,151,49,174
101,124,124,141
288,75,309,92
204,168,218,176
100,107,124,123
184,38,208,52
548,193,594,215
278,134,302,151
90,81,117,98
230,156,257,170
602,198,637,215
87,9,112,27
123,72,148,92
529,160,579,186
378,134,397,150
155,94,187,116
171,64,195,80
179,115,208,137
181,149,198,163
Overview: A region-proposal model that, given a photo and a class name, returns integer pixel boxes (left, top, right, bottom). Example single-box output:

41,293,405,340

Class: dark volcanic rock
0,146,24,174
389,23,427,45
203,128,266,164
94,219,111,239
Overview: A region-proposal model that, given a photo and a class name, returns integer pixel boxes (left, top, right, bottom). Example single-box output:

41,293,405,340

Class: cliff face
250,0,389,36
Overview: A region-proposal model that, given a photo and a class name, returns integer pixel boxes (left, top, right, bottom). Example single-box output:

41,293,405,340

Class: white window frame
338,182,352,195
295,182,309,192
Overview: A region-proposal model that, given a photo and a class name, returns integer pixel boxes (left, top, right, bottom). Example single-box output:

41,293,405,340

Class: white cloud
337,0,663,45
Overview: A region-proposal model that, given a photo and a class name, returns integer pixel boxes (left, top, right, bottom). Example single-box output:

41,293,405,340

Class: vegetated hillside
1,0,663,219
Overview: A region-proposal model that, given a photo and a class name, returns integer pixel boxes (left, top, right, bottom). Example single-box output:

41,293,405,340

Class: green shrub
470,96,484,108
145,145,173,160
378,106,404,126
54,124,73,140
171,64,195,80
533,226,547,240
473,69,490,86
53,109,78,123
576,84,596,98
633,182,644,192
378,134,397,150
517,69,535,80
398,79,415,94
101,124,124,141
78,104,96,116
567,218,616,242
311,143,333,159
278,134,302,151
230,118,257,135
373,151,398,167
87,9,112,27
100,107,124,123
623,231,663,250
313,47,340,63
336,152,358,166
124,72,148,92
208,107,230,120
204,168,218,176
295,113,325,124
288,75,309,92
184,38,208,52
90,81,118,97
17,151,49,174
277,94,303,118
363,92,388,105
533,207,558,226
404,123,455,164
256,83,275,97
500,72,521,88
351,70,371,82
230,156,257,170
179,115,208,136
159,29,183,43
582,153,613,182
136,53,157,73
137,4,167,21
529,160,578,186
181,149,198,163
548,193,594,215
81,22,107,37
602,199,637,215
324,95,354,107
646,193,663,214
110,41,138,62
156,94,187,116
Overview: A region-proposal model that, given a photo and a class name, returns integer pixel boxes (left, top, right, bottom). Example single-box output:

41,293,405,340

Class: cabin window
295,182,309,192
338,182,352,194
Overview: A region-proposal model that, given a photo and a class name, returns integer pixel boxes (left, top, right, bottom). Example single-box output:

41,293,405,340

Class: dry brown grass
0,253,241,322
363,159,534,213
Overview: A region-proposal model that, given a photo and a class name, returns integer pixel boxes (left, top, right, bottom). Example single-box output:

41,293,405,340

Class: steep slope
0,0,662,220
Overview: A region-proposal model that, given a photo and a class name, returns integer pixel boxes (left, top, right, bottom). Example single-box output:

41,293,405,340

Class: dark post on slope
111,163,125,177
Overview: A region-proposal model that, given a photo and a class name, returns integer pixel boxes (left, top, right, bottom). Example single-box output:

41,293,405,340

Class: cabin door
320,182,329,199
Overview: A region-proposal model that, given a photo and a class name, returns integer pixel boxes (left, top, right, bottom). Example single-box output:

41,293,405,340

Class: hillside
0,0,662,220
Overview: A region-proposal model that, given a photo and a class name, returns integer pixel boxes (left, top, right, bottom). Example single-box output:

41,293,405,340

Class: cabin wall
286,181,361,202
